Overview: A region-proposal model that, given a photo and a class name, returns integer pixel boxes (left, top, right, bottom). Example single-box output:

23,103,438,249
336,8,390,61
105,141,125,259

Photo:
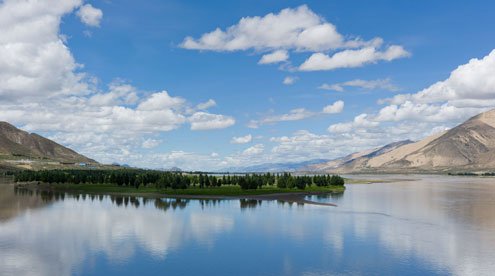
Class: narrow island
13,169,346,206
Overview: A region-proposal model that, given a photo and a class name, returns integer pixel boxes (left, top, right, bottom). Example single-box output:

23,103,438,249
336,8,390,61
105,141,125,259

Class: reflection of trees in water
87,194,105,202
1,186,49,221
15,189,115,204
13,187,342,213
15,188,66,203
109,195,146,209
142,197,150,206
277,200,295,207
130,197,140,208
239,199,262,210
15,188,142,210
13,187,344,214
276,200,305,207
15,187,192,213
153,198,189,211
199,199,222,210
109,196,189,211
39,191,65,202
13,187,35,197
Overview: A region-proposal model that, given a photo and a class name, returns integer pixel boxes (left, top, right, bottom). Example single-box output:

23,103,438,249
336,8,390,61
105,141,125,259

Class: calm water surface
1,175,495,276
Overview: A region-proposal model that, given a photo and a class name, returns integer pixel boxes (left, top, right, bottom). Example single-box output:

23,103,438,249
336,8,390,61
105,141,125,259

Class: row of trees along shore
14,170,345,190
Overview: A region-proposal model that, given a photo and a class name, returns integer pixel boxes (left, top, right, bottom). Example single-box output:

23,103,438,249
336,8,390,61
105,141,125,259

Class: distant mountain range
223,108,495,173
221,159,329,173
0,122,95,170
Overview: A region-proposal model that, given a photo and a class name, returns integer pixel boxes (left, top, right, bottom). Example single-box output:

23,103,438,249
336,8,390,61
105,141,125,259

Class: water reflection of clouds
2,176,495,275
189,213,234,247
238,176,495,276
322,177,495,276
0,196,234,276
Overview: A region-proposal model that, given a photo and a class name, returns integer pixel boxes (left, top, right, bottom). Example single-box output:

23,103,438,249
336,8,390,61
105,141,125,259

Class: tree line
14,169,345,190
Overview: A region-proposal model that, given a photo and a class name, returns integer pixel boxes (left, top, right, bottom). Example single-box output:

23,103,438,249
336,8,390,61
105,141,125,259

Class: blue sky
1,0,495,170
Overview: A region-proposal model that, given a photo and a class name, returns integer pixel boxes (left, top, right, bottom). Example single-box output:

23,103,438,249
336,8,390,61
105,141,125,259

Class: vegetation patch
14,169,346,196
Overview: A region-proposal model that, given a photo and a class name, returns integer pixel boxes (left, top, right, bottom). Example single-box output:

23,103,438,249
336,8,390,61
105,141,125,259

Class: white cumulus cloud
181,5,408,71
231,134,252,144
258,50,289,64
142,138,161,149
88,82,139,106
242,144,264,156
181,5,345,52
322,100,344,114
325,49,495,146
328,113,378,133
283,76,297,85
374,49,495,124
299,45,410,71
196,99,216,110
0,0,88,100
188,112,236,130
137,91,185,111
0,0,236,167
77,4,103,27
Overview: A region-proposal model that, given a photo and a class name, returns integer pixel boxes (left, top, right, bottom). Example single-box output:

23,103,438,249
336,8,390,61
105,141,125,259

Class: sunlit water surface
1,175,495,275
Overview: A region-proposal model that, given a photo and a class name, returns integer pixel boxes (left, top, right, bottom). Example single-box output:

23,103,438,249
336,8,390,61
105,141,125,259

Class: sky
1,0,495,171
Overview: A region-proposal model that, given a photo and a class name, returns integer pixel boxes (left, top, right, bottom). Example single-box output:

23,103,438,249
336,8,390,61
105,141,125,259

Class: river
1,175,494,275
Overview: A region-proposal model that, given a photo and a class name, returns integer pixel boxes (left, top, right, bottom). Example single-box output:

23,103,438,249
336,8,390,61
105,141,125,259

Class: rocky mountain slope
0,121,95,166
309,108,495,173
306,140,413,172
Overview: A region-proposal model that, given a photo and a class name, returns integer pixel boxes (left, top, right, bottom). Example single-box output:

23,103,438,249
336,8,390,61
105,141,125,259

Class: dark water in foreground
1,175,495,276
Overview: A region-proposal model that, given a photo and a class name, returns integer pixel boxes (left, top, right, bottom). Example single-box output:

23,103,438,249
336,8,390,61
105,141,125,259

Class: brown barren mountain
310,108,495,173
306,140,413,172
0,122,95,168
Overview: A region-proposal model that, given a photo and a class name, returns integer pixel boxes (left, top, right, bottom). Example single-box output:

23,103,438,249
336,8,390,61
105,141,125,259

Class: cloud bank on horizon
0,0,494,170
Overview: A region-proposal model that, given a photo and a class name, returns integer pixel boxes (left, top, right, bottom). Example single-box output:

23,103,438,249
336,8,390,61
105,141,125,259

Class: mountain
306,140,413,172
0,121,95,169
310,108,495,173
222,159,329,173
